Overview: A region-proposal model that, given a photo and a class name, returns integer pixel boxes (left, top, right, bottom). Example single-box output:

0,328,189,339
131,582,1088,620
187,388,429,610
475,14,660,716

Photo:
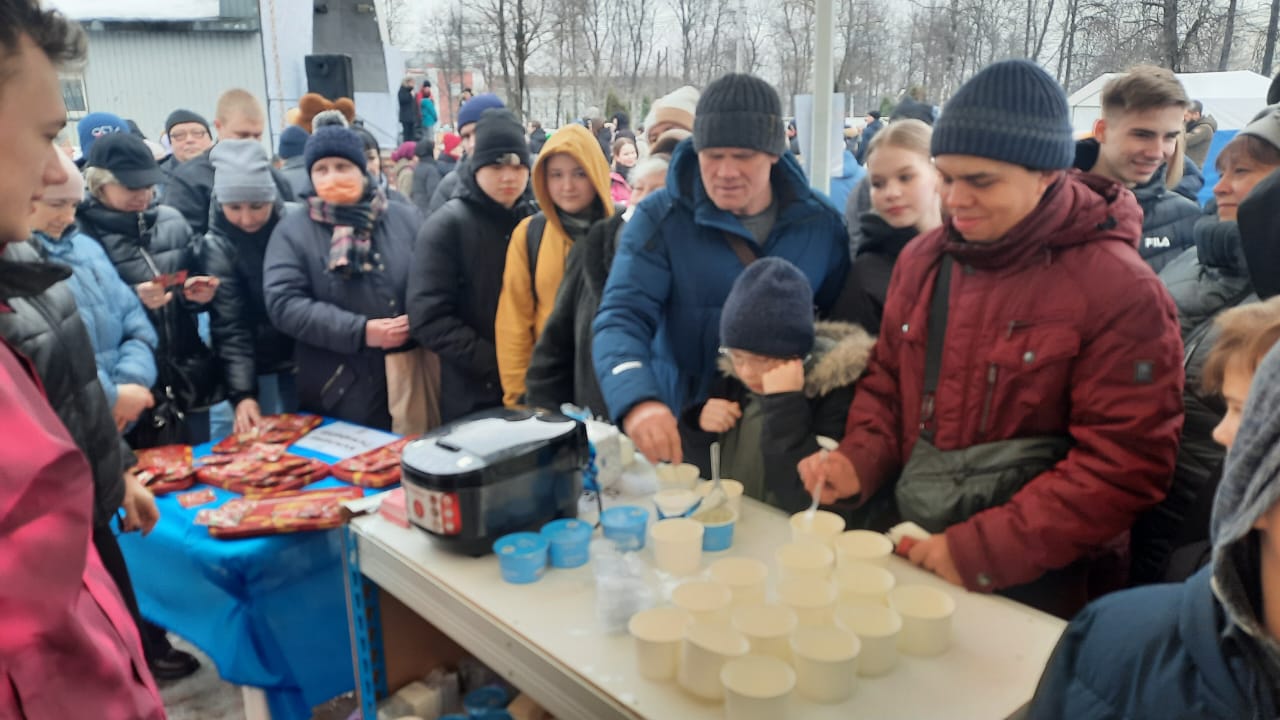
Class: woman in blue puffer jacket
29,151,158,430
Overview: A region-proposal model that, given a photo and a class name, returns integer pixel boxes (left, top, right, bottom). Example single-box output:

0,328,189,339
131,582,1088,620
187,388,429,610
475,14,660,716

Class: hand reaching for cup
797,447,860,504
623,400,682,464
365,315,410,349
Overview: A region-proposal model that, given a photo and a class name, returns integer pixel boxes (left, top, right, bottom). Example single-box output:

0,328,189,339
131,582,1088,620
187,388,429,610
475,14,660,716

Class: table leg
241,686,272,720
344,525,387,719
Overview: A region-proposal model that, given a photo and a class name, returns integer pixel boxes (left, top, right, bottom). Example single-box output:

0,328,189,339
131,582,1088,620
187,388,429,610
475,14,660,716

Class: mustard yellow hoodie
496,124,614,406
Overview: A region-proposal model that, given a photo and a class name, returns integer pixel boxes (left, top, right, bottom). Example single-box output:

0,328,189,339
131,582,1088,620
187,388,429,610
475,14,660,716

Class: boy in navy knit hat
799,59,1185,618
687,257,873,515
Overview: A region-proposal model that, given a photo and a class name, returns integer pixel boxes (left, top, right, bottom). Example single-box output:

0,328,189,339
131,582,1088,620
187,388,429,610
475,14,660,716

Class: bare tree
1265,0,1280,75
1219,0,1238,70
671,0,707,83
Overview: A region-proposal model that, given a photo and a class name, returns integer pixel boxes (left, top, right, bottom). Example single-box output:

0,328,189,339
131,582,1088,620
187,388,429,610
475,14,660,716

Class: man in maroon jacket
0,1,165,716
800,59,1185,618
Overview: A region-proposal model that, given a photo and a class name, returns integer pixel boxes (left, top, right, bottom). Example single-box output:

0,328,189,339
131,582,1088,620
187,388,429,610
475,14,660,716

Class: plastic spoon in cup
803,436,840,527
701,441,729,514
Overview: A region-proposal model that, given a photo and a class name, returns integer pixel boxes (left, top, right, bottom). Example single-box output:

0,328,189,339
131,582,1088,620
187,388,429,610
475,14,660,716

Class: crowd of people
4,0,1280,716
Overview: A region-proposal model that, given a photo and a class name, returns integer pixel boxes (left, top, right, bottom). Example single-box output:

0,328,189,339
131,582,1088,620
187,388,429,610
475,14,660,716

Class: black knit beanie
694,73,786,156
165,109,210,136
471,109,531,168
931,59,1074,170
720,257,815,358
304,126,367,173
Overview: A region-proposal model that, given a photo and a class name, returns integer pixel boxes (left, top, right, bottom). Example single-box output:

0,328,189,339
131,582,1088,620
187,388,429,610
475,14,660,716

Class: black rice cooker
401,407,588,556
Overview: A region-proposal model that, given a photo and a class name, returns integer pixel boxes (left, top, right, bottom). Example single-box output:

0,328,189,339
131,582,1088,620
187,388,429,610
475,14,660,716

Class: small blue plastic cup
696,507,737,552
493,532,548,584
601,505,650,551
540,518,593,568
464,685,509,716
476,712,513,720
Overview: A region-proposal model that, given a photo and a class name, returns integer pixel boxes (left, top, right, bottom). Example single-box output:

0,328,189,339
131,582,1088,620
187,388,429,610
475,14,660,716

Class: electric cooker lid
402,407,580,477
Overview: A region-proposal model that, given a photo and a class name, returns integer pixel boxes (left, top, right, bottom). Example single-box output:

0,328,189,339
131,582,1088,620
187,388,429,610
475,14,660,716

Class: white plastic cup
789,509,847,546
654,488,700,519
833,530,894,567
833,561,897,607
889,585,956,657
628,606,693,681
677,622,749,700
650,518,704,576
834,604,902,677
777,575,837,626
775,541,835,582
672,580,733,625
709,557,769,607
720,654,795,720
618,434,636,466
655,462,700,491
730,604,798,663
790,624,861,704
695,479,744,515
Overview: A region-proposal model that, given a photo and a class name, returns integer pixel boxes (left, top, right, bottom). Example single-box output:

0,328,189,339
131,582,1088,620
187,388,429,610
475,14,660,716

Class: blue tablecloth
119,422,394,720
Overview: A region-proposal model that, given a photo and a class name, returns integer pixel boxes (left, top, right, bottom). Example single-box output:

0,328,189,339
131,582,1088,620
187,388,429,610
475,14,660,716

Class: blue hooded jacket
592,139,850,424
1026,343,1280,719
33,227,157,410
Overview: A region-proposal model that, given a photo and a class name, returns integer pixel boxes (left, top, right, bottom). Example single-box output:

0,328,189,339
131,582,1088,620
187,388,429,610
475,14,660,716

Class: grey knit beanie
694,73,786,156
931,59,1074,170
720,257,815,358
211,139,277,203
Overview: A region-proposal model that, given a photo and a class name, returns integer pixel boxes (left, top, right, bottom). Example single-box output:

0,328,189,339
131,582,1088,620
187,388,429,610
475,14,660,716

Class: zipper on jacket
979,363,998,435
320,363,347,397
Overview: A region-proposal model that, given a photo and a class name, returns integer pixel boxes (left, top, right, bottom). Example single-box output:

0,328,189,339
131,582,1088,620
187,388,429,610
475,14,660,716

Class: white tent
1068,70,1271,135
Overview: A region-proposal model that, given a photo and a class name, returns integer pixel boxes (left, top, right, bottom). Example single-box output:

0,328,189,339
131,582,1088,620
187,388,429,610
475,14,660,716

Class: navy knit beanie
931,59,1074,170
304,126,366,173
694,73,786,156
720,258,815,358
457,93,505,132
278,125,309,160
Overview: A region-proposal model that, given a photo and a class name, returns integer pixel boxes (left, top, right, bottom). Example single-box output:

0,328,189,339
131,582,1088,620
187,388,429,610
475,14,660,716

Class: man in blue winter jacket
592,72,850,465
1072,65,1201,273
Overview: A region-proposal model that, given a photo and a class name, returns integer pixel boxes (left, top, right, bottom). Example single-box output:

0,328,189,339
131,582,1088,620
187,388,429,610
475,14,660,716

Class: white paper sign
291,421,400,461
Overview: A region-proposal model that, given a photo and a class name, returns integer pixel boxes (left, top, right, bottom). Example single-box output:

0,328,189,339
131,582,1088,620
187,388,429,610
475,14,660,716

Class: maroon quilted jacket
838,171,1184,609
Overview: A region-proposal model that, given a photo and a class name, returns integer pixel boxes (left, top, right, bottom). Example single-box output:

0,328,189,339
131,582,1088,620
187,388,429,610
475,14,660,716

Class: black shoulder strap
920,254,953,440
526,213,548,305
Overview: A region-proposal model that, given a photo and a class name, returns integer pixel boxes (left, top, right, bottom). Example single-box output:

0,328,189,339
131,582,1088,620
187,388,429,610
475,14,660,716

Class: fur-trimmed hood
718,320,875,398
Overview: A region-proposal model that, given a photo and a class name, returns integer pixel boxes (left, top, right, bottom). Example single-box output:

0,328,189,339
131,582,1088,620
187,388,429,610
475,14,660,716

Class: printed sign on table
291,421,400,461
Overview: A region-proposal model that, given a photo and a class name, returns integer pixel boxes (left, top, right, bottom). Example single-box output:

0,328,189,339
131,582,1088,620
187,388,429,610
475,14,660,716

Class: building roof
49,0,226,21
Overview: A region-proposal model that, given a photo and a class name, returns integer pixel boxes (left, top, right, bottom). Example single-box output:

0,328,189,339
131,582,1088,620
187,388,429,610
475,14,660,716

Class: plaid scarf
307,188,388,276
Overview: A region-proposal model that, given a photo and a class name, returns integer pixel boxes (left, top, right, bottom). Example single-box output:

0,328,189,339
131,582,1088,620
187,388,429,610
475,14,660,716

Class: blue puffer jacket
592,139,850,424
1026,566,1277,720
33,226,157,410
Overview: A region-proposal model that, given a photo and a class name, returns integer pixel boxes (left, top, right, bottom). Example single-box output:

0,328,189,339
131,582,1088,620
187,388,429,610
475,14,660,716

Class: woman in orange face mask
262,126,423,430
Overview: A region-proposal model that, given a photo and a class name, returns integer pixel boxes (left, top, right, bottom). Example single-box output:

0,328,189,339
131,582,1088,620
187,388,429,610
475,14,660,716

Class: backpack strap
722,231,759,267
920,254,953,442
526,213,548,306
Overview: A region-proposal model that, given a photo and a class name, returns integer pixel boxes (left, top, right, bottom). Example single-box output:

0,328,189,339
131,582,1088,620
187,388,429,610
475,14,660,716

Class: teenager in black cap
408,108,535,422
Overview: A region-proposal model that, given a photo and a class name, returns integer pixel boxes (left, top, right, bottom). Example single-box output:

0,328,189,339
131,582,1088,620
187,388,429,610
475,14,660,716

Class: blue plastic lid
540,518,592,542
601,505,648,528
492,532,548,558
463,684,509,712
476,711,513,720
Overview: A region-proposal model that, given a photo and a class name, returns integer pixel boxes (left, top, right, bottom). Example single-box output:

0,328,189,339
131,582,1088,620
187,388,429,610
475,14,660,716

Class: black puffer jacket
526,213,623,416
203,201,297,404
0,242,130,528
77,199,223,416
1136,213,1257,583
1074,139,1200,273
827,212,918,335
162,148,298,235
408,159,535,422
263,196,418,431
398,85,418,124
411,157,445,217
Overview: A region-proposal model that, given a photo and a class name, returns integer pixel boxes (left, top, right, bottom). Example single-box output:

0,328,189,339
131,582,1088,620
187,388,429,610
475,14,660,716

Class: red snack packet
211,413,323,454
208,487,365,539
332,437,413,488
177,488,217,508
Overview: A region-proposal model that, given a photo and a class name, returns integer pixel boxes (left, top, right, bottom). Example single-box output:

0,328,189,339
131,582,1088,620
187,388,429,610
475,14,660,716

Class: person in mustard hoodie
496,123,615,406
